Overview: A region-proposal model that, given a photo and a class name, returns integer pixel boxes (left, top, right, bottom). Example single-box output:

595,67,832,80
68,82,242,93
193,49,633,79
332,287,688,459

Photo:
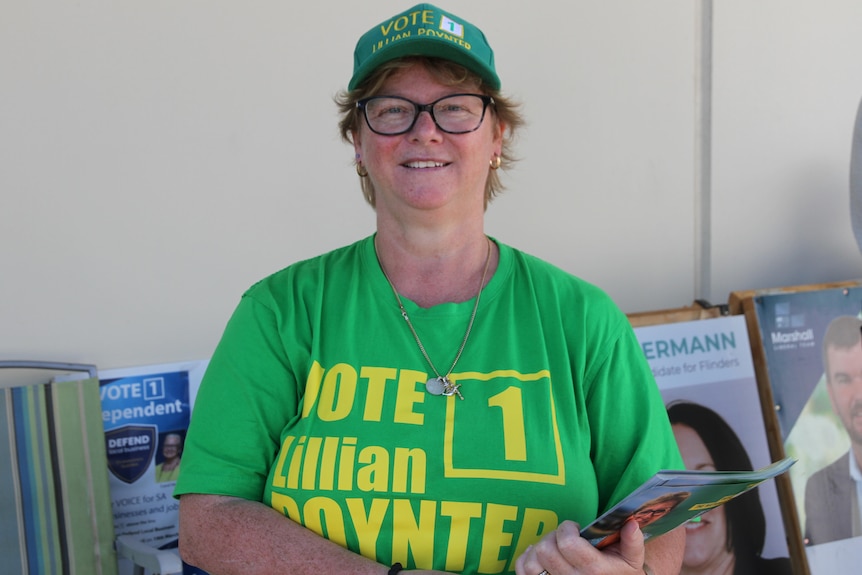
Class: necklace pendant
443,380,464,400
426,377,446,396
425,376,464,399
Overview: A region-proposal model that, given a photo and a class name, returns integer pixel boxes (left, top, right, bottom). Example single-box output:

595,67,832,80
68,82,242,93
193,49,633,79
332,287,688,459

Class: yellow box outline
443,369,566,484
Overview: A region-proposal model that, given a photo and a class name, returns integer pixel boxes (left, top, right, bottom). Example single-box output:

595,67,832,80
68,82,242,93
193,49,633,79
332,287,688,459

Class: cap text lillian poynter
371,28,473,55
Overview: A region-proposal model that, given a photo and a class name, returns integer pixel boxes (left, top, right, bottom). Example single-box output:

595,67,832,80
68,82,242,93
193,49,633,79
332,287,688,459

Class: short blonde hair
335,56,524,208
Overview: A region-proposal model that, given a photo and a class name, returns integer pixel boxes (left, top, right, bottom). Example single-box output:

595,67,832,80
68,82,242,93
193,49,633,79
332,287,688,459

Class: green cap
349,3,500,91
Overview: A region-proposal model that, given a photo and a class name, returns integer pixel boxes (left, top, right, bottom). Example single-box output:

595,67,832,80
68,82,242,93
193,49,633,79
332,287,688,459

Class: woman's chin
681,522,713,565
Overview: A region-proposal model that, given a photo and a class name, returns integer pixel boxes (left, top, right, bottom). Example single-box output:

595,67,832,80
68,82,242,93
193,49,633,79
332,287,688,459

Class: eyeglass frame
356,93,496,136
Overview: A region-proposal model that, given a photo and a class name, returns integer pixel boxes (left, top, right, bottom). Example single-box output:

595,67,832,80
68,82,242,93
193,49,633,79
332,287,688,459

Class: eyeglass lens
362,94,489,135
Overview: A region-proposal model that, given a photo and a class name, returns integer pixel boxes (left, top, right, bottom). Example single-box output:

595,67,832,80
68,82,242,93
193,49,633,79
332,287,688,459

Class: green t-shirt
175,236,682,574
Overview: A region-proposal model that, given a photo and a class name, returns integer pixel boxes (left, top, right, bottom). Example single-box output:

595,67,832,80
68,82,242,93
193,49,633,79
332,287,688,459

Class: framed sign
630,310,799,575
730,281,862,574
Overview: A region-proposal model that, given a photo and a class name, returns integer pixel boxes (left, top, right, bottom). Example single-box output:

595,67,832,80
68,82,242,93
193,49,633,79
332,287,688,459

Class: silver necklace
376,237,492,400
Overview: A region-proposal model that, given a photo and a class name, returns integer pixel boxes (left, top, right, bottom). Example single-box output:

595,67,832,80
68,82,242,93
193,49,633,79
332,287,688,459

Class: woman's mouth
685,516,709,531
403,160,447,169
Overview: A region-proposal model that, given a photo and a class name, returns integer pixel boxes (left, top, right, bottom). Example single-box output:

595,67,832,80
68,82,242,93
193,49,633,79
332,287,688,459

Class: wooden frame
627,300,726,328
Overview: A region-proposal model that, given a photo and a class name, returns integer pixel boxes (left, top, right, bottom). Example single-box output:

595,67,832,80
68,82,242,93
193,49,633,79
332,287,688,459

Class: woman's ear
494,119,506,148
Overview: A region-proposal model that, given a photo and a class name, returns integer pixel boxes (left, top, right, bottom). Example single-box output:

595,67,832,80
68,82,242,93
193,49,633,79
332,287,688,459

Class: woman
154,432,183,483
668,401,792,575
176,4,684,574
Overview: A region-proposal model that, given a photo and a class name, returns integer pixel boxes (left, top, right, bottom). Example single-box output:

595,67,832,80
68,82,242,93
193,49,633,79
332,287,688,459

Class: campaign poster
99,361,208,575
752,287,862,571
633,315,792,571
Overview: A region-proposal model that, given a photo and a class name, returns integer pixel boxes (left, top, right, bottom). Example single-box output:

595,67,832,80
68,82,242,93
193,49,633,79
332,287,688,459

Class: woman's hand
514,519,646,575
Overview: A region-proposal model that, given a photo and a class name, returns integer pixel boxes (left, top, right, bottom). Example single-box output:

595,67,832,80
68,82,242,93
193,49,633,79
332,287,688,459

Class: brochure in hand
580,457,796,549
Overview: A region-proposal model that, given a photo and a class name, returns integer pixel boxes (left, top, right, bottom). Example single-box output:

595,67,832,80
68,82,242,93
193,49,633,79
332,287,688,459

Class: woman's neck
374,227,497,308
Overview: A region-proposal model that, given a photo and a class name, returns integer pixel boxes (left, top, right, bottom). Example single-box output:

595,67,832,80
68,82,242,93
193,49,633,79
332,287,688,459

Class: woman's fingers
616,519,646,569
515,519,646,575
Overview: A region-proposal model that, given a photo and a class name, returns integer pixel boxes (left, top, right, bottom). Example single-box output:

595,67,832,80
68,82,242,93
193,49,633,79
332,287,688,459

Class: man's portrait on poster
804,315,862,545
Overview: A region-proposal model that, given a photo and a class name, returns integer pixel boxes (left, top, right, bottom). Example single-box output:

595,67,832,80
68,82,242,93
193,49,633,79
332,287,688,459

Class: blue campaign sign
99,370,191,484
97,361,207,575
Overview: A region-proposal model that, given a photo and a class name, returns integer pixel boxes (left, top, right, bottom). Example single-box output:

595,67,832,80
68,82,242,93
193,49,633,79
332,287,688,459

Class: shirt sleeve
584,312,684,513
174,290,301,501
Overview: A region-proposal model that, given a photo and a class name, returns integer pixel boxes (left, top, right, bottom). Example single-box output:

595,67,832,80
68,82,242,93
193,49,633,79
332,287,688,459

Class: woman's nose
410,110,442,138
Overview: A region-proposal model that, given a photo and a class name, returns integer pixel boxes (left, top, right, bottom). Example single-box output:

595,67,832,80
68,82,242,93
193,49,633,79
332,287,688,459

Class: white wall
2,0,861,372
712,0,862,299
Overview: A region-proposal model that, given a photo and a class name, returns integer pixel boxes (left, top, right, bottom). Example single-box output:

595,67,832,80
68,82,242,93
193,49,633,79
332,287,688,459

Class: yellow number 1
488,387,527,461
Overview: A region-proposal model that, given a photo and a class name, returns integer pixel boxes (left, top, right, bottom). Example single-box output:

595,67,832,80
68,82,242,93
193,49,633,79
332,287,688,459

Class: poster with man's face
753,286,862,571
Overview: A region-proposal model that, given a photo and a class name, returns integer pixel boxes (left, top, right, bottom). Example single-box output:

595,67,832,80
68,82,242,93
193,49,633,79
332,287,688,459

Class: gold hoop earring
489,155,502,170
356,162,368,177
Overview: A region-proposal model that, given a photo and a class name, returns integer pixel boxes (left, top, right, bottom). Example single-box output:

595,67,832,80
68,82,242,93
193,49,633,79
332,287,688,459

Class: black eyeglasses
356,93,495,136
